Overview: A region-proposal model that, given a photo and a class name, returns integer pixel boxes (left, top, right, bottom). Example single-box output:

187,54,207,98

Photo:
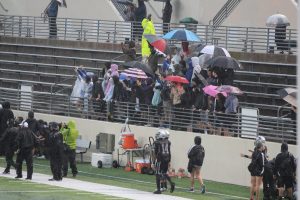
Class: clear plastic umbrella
266,13,290,27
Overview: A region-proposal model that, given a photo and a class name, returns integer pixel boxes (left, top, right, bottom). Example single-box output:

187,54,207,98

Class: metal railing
212,0,241,27
1,88,296,144
0,15,297,54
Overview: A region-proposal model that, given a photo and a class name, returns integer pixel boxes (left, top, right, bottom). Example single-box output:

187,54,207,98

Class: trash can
179,17,198,33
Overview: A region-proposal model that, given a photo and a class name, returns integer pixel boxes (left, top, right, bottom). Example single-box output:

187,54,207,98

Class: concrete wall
0,0,122,21
223,0,297,29
13,110,297,187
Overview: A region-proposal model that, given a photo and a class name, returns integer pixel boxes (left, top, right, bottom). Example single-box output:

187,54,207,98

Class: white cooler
91,153,113,168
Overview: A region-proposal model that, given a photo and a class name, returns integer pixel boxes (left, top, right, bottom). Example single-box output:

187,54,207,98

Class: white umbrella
199,45,231,57
266,14,290,27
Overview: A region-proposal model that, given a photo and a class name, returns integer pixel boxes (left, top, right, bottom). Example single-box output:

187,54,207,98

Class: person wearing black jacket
25,111,39,134
15,122,37,180
162,0,172,34
274,142,296,199
187,136,206,193
0,118,20,174
0,101,14,155
48,122,64,181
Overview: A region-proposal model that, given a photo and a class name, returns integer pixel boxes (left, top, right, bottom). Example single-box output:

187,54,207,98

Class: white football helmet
157,128,170,140
254,136,266,147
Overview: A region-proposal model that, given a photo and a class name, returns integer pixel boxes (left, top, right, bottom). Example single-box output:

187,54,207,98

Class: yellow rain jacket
61,120,79,150
141,18,156,57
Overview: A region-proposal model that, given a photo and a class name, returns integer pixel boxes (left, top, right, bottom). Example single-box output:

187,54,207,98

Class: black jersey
154,139,171,162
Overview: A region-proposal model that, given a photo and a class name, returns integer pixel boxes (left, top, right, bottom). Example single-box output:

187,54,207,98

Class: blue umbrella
163,29,200,42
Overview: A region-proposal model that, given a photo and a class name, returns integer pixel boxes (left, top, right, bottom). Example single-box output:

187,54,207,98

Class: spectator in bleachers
170,83,184,130
91,76,105,119
141,14,156,63
160,78,172,127
162,0,172,34
121,41,137,62
224,94,239,136
134,0,147,41
46,0,61,39
214,93,226,135
206,68,218,86
83,76,93,115
0,101,14,155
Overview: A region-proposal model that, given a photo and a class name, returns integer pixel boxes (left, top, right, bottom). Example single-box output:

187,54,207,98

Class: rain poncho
103,64,119,102
141,18,156,57
191,57,201,81
61,120,79,150
70,68,94,105
152,81,162,106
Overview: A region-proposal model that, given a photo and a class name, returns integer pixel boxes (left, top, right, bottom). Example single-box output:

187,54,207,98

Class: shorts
277,176,294,189
155,160,169,175
251,170,263,177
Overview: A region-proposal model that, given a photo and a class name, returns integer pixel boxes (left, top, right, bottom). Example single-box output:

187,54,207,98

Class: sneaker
188,188,194,192
25,178,32,180
15,175,22,179
153,190,161,194
170,183,175,193
200,185,206,194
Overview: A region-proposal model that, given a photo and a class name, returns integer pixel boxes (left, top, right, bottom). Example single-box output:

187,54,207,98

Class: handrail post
97,20,100,43
33,16,36,38
64,18,67,40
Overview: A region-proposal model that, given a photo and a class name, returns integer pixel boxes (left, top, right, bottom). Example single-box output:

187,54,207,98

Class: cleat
170,183,175,193
153,190,161,194
201,185,206,194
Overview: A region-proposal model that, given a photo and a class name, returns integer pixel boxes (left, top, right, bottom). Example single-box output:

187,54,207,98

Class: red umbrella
164,75,189,84
144,34,169,54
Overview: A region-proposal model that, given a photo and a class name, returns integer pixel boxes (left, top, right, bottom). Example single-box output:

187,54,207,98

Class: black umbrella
277,88,297,107
205,56,241,70
123,61,155,77
197,44,231,57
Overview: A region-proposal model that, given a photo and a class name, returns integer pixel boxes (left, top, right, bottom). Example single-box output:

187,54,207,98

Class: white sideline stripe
0,167,190,200
33,163,248,200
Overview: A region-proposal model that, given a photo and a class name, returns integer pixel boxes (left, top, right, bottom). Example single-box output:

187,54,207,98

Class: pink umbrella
217,85,243,95
203,85,227,97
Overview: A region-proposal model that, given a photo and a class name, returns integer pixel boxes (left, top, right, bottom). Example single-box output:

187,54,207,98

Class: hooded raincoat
141,18,156,58
61,120,79,150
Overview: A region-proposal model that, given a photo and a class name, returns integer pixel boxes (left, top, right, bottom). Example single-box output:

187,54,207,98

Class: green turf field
0,157,250,200
0,176,129,200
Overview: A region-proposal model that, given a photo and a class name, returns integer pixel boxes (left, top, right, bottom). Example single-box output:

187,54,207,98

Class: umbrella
198,45,231,57
217,85,243,95
123,61,155,77
123,68,148,79
163,29,201,42
164,75,189,84
203,85,227,97
198,53,213,69
266,14,290,27
143,34,170,54
277,88,297,107
179,17,198,24
205,56,241,70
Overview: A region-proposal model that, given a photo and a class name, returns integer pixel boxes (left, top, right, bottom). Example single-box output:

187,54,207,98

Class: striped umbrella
266,14,290,27
163,29,201,42
123,68,148,79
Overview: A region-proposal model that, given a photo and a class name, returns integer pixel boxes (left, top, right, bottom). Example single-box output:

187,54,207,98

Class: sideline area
0,167,190,200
